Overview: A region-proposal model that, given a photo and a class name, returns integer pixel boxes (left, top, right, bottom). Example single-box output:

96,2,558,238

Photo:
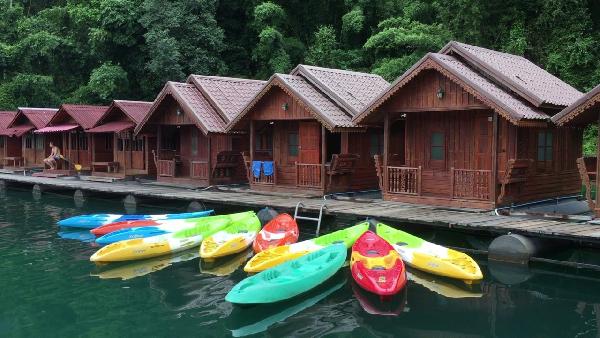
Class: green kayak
226,243,347,304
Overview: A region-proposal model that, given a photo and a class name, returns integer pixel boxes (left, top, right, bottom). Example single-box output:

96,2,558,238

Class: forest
0,0,599,150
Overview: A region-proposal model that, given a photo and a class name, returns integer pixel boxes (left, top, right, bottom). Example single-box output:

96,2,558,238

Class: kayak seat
366,249,380,257
372,266,385,271
395,242,408,246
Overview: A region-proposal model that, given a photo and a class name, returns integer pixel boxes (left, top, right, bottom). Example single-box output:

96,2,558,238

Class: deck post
321,125,326,191
383,113,390,194
207,133,212,185
491,112,498,207
595,114,600,217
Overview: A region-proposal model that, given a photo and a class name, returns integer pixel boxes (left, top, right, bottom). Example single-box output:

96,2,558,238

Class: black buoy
488,233,550,265
257,207,279,226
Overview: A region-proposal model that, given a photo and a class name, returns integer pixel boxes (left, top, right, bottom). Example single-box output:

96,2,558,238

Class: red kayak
90,219,160,236
350,230,406,296
253,213,299,253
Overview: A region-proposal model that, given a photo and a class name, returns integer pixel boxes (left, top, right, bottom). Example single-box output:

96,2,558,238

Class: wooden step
80,175,122,183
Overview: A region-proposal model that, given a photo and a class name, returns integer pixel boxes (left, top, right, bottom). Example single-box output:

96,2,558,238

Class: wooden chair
325,153,360,191
497,159,533,205
212,151,242,179
576,157,596,210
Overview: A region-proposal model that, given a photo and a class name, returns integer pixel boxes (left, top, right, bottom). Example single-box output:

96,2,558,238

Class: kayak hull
59,210,214,229
200,215,262,259
350,231,406,296
376,223,483,281
244,222,368,273
253,213,299,253
226,244,346,304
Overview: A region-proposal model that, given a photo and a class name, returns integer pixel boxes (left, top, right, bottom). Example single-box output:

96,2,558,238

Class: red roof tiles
228,65,390,131
112,100,153,124
57,104,109,129
0,111,17,130
552,83,600,126
87,121,135,133
187,75,266,122
18,108,59,129
440,41,582,107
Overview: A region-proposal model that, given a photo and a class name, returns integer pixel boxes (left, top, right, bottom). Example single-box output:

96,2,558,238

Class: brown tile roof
552,83,600,126
440,41,582,107
355,53,552,126
291,65,390,115
112,100,153,124
0,111,17,129
17,108,59,129
187,75,266,122
134,82,227,135
228,65,390,131
56,104,109,129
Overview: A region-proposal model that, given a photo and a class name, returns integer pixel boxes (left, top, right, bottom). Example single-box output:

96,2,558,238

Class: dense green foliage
0,0,598,113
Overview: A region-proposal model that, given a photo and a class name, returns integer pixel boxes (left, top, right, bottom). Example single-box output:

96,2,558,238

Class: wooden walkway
2,173,600,245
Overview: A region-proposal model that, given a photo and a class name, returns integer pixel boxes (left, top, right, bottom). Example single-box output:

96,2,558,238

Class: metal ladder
293,201,327,236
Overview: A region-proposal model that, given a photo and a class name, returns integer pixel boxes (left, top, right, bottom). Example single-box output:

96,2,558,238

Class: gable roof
54,104,109,129
354,52,551,126
112,100,153,124
290,65,390,115
187,75,266,122
0,111,17,129
134,81,227,135
228,65,390,132
440,41,582,107
552,83,600,126
16,108,59,129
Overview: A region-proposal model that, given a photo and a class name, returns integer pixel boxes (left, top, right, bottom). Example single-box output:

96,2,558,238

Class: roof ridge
295,64,385,79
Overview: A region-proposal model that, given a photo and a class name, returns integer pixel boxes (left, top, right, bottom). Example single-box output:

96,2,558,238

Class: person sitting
43,142,62,170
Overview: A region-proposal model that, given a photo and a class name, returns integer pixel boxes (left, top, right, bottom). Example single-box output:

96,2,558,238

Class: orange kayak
253,213,299,253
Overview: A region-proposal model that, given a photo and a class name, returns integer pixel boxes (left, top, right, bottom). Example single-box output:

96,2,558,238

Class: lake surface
1,188,599,337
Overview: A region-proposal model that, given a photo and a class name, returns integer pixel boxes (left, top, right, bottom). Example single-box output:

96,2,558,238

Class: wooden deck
1,173,600,245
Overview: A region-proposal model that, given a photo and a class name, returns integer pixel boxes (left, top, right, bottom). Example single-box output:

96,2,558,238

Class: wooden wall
250,86,313,121
149,96,196,126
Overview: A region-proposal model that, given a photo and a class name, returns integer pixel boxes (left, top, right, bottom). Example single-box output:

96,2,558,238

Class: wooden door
474,115,492,170
131,136,145,170
299,121,321,164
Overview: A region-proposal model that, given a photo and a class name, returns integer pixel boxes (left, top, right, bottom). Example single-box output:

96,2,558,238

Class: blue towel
263,161,274,177
252,161,262,178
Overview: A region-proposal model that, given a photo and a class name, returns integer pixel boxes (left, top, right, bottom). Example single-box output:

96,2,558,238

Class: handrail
386,166,420,195
296,162,321,188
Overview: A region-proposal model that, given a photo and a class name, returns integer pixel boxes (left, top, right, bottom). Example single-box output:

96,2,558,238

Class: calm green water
1,188,600,337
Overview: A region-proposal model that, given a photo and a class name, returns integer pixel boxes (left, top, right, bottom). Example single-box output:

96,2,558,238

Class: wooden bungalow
0,111,19,167
354,41,584,209
2,107,59,169
86,100,155,178
34,104,108,174
552,84,600,216
134,75,265,187
226,65,390,195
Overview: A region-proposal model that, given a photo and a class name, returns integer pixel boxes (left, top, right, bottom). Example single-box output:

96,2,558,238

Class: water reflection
407,269,483,299
351,281,407,316
58,229,96,243
199,249,253,276
227,272,347,337
91,249,200,280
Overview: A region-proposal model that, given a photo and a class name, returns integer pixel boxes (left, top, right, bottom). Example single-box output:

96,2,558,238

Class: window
255,132,273,151
161,130,177,150
288,132,299,156
369,132,383,156
132,137,144,152
104,134,113,151
34,135,44,150
431,132,444,160
78,133,88,151
191,128,198,156
537,131,553,161
24,134,33,149
117,138,125,151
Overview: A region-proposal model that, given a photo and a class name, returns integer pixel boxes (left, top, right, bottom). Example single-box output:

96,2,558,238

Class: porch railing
451,168,492,200
386,166,421,195
296,163,322,188
190,160,209,179
157,159,175,177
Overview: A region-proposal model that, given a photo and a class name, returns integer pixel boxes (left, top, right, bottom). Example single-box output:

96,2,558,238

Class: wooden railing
191,161,209,179
296,163,322,188
576,157,596,210
387,166,420,195
246,161,275,185
157,160,175,177
451,168,492,200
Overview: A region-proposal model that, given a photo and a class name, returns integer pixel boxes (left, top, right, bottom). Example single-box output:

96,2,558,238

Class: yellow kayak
376,223,483,281
199,215,261,259
244,222,368,273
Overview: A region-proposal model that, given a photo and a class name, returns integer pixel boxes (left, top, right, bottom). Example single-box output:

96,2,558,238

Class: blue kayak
57,210,214,229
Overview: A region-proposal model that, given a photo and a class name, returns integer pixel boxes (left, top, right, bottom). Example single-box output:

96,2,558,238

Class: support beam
491,112,499,206
383,113,390,193
595,113,600,217
249,121,254,163
321,125,327,192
